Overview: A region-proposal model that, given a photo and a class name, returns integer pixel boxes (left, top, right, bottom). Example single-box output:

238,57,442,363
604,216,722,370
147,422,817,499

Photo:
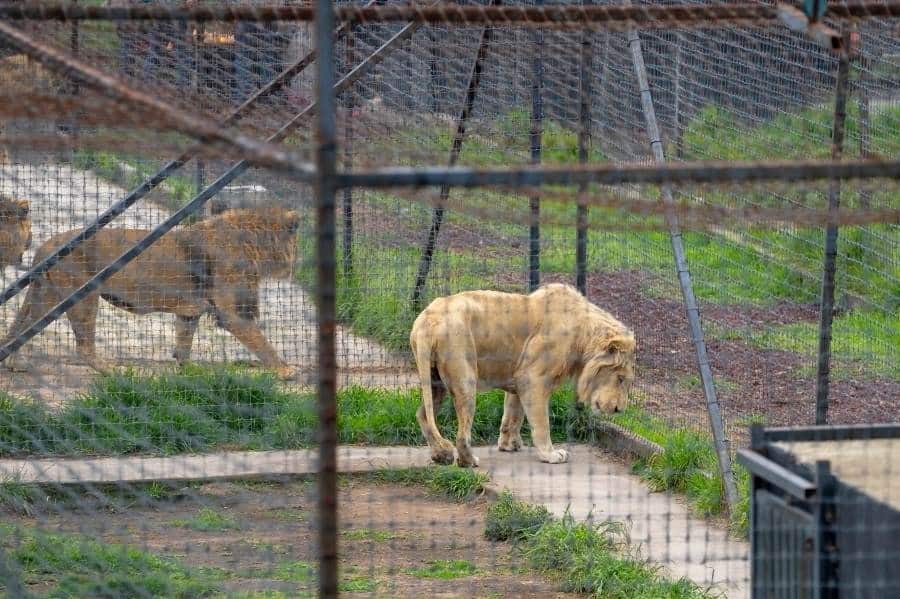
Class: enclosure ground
1,444,750,597
541,271,900,440
3,478,576,598
0,161,412,406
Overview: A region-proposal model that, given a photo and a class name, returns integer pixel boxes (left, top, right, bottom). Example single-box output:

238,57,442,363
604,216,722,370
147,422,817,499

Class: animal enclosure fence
0,1,897,598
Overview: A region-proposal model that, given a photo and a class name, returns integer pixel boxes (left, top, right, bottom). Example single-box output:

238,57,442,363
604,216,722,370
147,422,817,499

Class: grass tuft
4,527,222,598
484,491,553,542
487,499,718,599
369,465,489,502
408,559,478,580
171,507,241,532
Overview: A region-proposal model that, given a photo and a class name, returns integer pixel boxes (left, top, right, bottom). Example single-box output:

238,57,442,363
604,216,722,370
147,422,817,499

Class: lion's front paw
540,448,570,464
497,435,523,452
457,454,480,468
431,448,455,465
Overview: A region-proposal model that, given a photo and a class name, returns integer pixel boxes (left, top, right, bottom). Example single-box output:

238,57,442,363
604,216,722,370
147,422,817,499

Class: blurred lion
0,196,31,267
410,283,635,467
2,206,299,379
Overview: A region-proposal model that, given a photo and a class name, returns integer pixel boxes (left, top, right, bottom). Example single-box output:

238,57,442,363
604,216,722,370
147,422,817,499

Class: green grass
341,528,397,542
0,366,589,458
73,148,198,217
734,310,900,381
367,465,489,502
601,402,750,536
484,491,553,542
171,507,241,532
2,525,223,598
408,559,478,580
683,102,900,162
485,494,717,598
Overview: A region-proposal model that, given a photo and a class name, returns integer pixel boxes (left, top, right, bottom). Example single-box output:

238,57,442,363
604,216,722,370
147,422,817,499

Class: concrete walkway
0,443,749,597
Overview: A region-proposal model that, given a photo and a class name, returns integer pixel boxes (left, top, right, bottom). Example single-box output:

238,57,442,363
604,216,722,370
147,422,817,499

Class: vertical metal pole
576,0,592,296
342,24,354,284
0,542,24,599
428,28,442,114
68,0,80,140
194,21,206,207
527,0,543,292
411,2,498,313
856,31,871,210
815,43,850,426
626,24,739,513
673,36,684,160
314,0,338,597
814,460,839,598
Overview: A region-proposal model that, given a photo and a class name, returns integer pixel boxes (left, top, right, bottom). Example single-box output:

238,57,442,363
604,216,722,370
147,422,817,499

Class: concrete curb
591,421,664,461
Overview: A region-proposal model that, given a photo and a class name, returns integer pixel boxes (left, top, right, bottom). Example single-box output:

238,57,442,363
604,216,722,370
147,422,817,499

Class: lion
2,206,299,379
410,283,636,467
0,196,32,267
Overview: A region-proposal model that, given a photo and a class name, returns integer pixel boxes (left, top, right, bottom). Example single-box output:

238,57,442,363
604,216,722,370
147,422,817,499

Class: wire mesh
0,1,897,598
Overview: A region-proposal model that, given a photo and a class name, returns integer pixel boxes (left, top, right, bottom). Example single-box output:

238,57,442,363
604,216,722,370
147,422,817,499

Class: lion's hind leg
415,369,455,465
441,357,480,468
68,294,109,373
498,391,525,452
1,282,54,371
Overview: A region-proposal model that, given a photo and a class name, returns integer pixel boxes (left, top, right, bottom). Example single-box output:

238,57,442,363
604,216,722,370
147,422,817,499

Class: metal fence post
626,23,739,513
815,39,851,426
528,0,543,292
342,22,355,286
576,0,592,296
314,0,339,597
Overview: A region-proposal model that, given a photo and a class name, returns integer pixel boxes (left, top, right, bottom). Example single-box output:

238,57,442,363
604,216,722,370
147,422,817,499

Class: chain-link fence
0,1,897,598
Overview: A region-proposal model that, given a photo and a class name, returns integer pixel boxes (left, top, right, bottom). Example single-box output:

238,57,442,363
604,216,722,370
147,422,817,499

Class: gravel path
0,162,413,404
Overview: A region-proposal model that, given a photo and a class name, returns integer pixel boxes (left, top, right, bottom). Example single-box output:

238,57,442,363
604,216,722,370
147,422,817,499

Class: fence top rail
760,424,900,444
0,1,895,29
338,158,900,188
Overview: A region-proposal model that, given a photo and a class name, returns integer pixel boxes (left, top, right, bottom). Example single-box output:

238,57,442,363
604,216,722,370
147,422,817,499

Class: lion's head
197,205,300,278
0,196,31,268
576,331,636,414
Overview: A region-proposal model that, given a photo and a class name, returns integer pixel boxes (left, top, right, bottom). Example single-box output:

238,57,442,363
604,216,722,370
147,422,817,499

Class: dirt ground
5,478,576,599
565,270,900,443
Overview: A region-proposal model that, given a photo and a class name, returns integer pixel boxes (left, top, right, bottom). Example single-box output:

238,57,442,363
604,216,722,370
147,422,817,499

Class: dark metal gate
738,424,900,599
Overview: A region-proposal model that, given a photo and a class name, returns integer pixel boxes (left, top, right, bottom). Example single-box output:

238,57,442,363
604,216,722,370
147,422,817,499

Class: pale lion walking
410,283,636,467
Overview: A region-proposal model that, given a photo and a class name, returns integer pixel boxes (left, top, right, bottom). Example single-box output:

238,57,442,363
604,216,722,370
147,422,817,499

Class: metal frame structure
737,424,900,598
0,4,899,596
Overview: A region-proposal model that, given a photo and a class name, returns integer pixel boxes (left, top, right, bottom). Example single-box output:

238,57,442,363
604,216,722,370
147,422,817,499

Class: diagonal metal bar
0,21,314,179
411,0,499,313
627,21,739,512
0,0,377,308
0,19,424,363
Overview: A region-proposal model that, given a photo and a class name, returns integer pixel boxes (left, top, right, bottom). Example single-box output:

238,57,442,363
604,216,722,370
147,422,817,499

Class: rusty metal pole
815,38,851,425
314,0,339,596
576,0,592,295
527,0,543,292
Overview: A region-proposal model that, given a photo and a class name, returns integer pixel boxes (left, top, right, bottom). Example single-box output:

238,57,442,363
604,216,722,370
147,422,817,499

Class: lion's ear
593,332,635,367
14,199,29,220
285,211,300,234
602,333,635,356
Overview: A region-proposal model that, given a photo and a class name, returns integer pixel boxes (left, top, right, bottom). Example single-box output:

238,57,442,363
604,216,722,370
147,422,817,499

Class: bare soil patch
5,478,575,598
543,271,899,442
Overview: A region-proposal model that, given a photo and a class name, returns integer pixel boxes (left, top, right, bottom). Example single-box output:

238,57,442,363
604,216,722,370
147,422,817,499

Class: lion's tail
410,321,440,439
